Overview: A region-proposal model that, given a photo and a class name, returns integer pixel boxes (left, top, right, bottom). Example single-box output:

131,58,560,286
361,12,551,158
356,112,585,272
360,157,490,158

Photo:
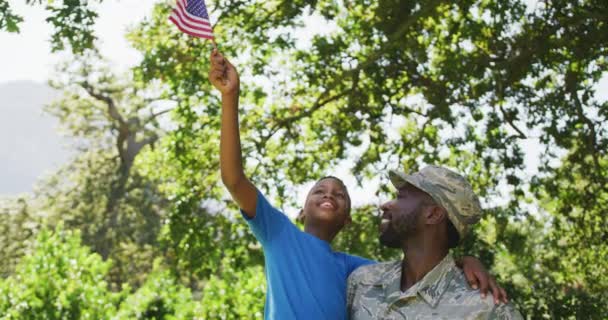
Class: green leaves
200,264,265,319
115,261,200,319
0,0,24,33
0,0,105,53
0,226,119,319
45,0,100,53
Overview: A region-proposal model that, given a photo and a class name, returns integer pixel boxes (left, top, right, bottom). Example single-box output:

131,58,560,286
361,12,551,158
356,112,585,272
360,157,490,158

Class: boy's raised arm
209,50,257,217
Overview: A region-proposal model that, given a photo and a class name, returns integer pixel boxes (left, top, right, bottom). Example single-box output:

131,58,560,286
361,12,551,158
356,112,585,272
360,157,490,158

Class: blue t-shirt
242,190,375,320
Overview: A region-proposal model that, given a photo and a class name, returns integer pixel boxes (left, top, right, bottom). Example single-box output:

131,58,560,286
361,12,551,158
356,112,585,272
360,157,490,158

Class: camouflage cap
388,165,482,239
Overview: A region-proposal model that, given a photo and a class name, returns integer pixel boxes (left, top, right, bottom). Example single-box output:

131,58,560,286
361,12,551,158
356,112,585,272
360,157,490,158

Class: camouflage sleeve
488,303,524,320
346,272,358,316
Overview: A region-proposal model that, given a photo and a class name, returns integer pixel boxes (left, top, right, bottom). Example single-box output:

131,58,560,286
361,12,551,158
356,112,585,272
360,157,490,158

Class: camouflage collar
373,253,456,309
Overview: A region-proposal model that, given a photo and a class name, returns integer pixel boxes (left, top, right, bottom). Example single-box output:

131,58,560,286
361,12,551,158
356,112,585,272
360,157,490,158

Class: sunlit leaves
0,227,120,319
0,0,23,32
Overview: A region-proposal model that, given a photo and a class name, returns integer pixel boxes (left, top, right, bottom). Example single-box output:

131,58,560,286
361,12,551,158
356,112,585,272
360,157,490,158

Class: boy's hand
209,49,239,96
460,256,508,304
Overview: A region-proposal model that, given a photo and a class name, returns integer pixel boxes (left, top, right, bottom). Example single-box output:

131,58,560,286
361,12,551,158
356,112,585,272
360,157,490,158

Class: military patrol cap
388,165,482,239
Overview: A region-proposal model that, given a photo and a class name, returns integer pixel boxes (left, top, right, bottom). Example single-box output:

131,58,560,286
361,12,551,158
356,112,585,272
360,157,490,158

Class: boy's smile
319,199,337,210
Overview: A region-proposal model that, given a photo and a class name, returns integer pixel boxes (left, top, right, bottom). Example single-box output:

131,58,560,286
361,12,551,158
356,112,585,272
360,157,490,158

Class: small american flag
169,0,214,40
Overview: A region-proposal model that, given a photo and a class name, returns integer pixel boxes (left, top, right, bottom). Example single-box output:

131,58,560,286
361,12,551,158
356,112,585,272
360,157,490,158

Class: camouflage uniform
347,254,523,320
346,166,524,319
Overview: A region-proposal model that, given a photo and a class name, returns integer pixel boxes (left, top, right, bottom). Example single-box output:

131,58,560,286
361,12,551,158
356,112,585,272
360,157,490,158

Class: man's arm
209,50,257,217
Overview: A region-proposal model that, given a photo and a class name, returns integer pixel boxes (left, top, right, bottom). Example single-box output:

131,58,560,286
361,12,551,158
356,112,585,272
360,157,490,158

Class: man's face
302,178,351,227
379,184,431,248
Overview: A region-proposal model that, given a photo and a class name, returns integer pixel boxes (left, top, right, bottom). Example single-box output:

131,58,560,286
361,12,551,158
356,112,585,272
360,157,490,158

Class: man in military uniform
347,166,523,319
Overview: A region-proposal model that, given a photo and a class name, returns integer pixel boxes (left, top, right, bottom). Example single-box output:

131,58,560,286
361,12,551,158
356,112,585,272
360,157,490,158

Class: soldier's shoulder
445,267,495,306
349,260,399,284
446,269,524,319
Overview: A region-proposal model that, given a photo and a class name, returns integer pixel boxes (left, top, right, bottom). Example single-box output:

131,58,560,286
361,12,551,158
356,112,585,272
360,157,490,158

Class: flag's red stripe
175,0,212,30
170,15,214,39
170,20,213,39
172,6,212,34
169,15,214,39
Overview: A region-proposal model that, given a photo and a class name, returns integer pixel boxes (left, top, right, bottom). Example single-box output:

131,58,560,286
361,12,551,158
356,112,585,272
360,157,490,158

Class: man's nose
379,201,393,212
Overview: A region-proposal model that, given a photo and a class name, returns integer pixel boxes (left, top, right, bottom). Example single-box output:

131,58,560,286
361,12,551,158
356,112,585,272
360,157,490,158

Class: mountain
0,81,71,195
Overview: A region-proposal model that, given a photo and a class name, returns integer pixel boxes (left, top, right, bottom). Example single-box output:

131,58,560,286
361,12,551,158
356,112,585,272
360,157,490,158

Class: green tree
0,226,120,319
35,51,171,288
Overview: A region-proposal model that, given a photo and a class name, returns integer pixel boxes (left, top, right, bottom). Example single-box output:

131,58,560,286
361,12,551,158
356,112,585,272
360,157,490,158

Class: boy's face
302,178,351,228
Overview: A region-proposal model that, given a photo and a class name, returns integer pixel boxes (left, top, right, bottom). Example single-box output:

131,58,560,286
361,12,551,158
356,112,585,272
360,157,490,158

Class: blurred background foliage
1,0,607,318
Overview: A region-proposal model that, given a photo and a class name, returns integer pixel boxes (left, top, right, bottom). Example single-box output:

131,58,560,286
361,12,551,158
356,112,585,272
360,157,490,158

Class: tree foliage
0,226,119,319
115,261,200,320
199,263,265,319
0,0,23,32
0,196,43,278
1,0,101,53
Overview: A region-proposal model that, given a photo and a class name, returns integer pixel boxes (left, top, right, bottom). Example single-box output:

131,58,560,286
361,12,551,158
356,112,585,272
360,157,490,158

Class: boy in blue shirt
208,50,506,319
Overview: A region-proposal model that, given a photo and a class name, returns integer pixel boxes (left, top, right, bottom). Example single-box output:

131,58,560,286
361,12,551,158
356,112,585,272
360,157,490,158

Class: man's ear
426,206,447,225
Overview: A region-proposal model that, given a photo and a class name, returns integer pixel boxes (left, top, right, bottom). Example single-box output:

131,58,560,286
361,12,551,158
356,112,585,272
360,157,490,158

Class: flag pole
212,38,217,50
